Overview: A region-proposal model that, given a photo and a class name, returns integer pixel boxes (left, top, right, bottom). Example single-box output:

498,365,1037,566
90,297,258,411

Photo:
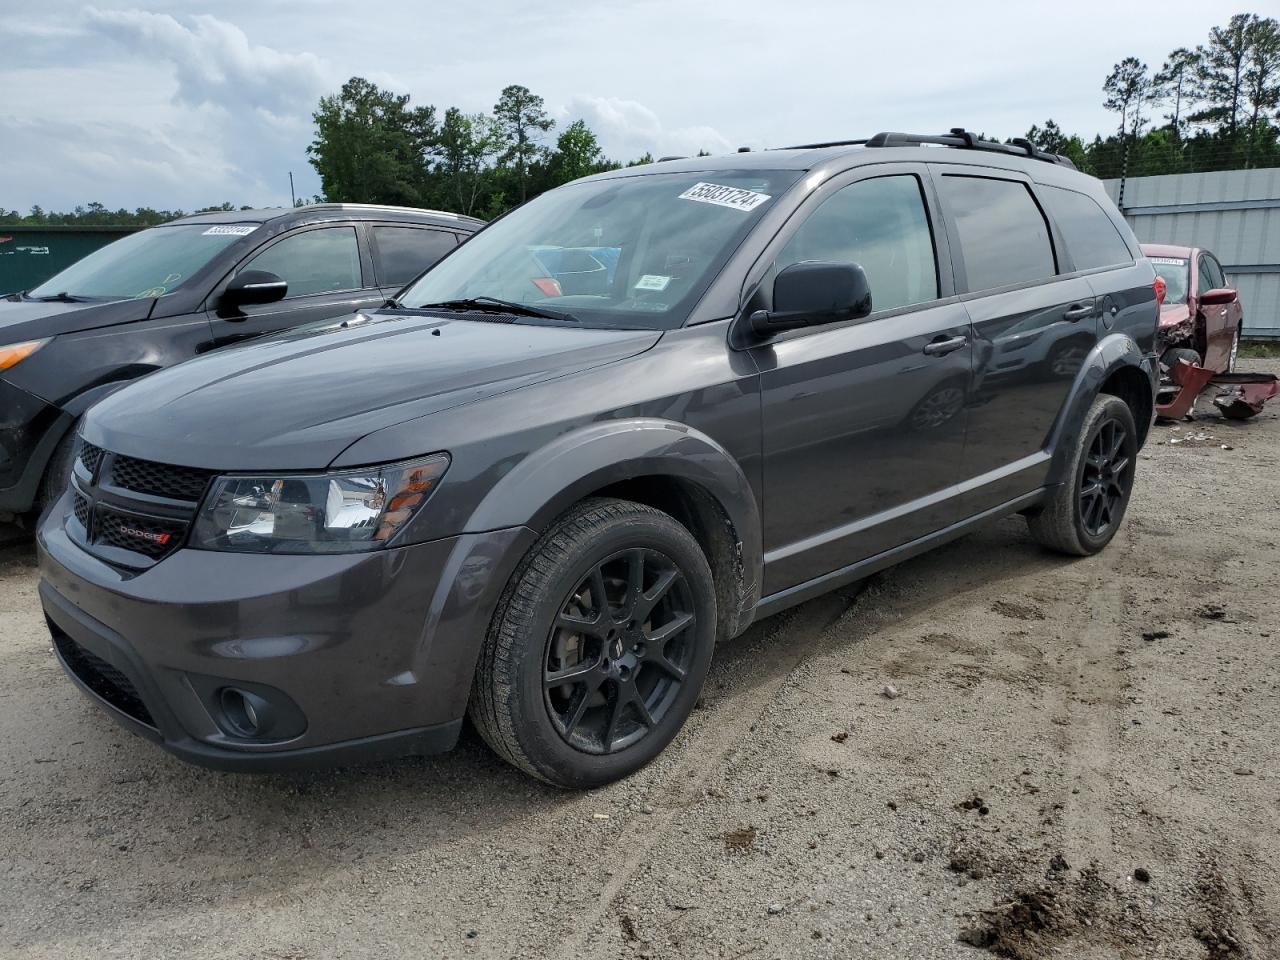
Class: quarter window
372,227,457,286
777,175,938,313
940,176,1056,292
1041,185,1132,271
243,227,363,298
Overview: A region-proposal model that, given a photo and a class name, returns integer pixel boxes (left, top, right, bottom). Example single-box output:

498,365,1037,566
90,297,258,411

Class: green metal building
0,225,139,295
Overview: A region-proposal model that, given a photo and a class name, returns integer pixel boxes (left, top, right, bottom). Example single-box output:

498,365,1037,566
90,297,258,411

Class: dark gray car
38,131,1159,788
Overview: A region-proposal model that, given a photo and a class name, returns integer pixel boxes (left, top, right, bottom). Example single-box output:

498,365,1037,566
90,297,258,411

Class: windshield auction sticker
202,225,256,236
678,182,772,212
1149,257,1188,265
635,274,672,291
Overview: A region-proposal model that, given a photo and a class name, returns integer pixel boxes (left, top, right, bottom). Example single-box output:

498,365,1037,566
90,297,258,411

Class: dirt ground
1,361,1278,960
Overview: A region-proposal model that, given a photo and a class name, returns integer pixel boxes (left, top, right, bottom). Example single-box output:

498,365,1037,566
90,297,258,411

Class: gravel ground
1,361,1278,960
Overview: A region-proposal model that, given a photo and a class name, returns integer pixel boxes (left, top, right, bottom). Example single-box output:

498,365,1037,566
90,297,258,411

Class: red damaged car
1143,243,1243,373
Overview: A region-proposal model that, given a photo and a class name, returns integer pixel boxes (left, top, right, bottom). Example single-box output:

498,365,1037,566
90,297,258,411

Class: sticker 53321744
202,225,257,236
678,182,772,212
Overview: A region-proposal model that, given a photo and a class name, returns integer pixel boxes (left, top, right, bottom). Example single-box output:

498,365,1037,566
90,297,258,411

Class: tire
35,420,80,521
469,497,717,789
1027,394,1137,557
1161,346,1201,369
1227,325,1240,373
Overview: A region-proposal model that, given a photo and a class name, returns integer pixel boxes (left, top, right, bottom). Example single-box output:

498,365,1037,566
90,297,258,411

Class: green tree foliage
1021,12,1280,181
307,77,437,206
545,120,609,183
492,84,555,203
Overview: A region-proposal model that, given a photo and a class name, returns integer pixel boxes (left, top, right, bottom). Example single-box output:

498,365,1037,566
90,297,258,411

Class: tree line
305,78,656,219
3,10,1276,226
1026,12,1279,178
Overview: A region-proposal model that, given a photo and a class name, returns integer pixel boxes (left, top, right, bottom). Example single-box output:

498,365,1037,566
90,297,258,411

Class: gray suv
38,130,1159,788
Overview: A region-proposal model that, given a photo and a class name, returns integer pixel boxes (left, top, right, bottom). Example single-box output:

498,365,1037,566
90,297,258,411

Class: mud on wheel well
588,477,749,643
1100,366,1153,447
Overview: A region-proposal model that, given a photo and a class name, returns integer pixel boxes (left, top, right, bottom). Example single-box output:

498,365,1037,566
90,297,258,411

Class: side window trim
736,162,954,328
928,165,1062,299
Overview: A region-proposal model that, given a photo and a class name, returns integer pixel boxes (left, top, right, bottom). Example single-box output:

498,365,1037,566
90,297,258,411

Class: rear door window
244,226,363,298
371,226,458,287
939,175,1056,292
1040,186,1133,271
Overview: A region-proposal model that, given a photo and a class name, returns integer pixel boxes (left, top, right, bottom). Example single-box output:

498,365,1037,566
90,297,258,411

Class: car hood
1158,304,1192,330
84,310,663,470
0,296,153,342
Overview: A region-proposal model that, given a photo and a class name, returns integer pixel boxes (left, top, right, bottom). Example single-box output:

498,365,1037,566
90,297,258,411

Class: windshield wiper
416,296,578,323
33,291,91,303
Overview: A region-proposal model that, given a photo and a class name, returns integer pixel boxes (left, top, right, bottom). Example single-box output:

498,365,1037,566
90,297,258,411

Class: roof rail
865,128,1076,169
781,138,869,150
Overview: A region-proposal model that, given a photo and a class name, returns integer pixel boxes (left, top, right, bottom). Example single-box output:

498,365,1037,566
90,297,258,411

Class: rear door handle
923,335,968,357
1063,302,1095,322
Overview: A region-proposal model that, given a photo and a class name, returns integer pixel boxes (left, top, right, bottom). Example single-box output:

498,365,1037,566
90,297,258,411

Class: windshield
1150,256,1189,304
28,223,257,300
399,169,803,328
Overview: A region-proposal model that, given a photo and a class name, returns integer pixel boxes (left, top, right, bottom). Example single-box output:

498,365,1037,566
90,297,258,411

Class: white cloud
560,96,734,163
84,7,327,122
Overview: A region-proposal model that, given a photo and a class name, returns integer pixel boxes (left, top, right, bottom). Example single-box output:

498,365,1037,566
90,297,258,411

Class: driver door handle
923,335,968,357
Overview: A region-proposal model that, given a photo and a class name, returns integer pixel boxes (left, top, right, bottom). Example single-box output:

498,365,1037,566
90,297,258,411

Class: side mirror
749,261,872,338
222,270,287,308
1199,287,1237,306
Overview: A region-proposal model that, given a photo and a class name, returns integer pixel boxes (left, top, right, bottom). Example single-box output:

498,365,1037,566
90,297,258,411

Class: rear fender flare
1044,333,1155,486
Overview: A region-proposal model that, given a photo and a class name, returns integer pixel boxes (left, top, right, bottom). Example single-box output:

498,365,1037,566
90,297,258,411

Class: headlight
0,339,50,372
191,454,449,554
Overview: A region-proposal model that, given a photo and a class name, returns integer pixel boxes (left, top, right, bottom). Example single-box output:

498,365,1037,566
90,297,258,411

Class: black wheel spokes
544,548,696,754
1080,419,1132,537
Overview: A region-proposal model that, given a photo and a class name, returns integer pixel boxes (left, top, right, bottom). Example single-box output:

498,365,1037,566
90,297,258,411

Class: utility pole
288,171,296,208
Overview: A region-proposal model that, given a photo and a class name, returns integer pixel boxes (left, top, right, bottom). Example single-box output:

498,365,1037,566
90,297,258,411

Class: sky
0,0,1252,213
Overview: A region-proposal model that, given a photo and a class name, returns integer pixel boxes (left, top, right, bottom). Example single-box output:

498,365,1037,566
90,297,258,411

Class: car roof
1141,243,1195,259
166,204,485,229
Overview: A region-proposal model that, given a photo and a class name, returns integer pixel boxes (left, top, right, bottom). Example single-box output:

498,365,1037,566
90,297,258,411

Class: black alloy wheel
1078,417,1132,538
545,548,696,754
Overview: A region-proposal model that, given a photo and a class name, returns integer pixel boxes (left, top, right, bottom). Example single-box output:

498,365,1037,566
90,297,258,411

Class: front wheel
1027,394,1137,556
1227,325,1240,373
469,498,716,788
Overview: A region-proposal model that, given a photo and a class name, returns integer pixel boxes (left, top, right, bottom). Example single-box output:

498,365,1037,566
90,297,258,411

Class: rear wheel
469,498,716,788
1027,394,1137,556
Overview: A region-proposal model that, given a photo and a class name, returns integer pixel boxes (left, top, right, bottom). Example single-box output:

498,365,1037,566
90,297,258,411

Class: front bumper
0,378,70,515
38,510,536,771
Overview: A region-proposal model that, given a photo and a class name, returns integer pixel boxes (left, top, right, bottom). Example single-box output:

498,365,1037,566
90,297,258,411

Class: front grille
108,455,215,502
72,492,92,529
51,626,155,728
95,508,187,559
78,440,105,477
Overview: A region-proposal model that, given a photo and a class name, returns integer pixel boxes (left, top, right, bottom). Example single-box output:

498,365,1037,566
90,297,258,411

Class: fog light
219,687,271,738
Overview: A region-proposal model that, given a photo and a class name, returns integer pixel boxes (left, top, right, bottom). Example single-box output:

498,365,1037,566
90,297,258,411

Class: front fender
1044,332,1156,486
464,418,763,630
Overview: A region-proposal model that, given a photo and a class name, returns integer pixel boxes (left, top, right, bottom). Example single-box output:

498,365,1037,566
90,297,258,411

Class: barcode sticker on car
678,182,771,212
202,225,256,236
635,275,671,291
1149,257,1187,265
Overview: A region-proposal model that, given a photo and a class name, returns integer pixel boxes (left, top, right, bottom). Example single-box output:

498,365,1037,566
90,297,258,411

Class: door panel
755,301,972,594
207,225,383,350
964,277,1097,498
